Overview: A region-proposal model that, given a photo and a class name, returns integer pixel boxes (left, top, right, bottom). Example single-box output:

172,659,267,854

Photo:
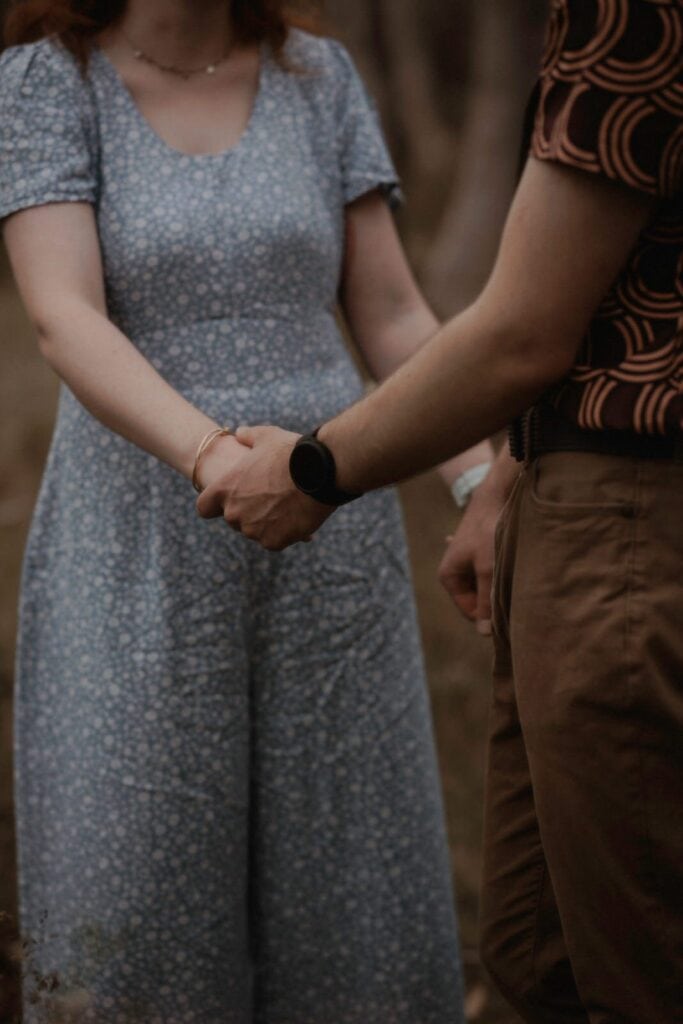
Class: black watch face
290,440,332,494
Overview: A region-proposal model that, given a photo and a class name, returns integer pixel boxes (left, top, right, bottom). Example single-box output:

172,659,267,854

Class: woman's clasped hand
195,424,331,549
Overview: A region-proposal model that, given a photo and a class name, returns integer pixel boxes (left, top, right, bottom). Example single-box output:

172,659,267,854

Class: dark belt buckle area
509,407,683,463
674,433,683,464
509,408,544,464
508,416,527,463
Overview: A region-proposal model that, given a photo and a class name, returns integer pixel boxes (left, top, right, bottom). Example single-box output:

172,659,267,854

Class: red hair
2,0,321,67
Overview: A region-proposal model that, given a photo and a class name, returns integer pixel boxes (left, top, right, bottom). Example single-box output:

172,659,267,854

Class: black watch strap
289,431,362,507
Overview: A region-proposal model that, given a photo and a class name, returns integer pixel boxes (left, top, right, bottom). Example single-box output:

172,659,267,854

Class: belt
509,407,683,464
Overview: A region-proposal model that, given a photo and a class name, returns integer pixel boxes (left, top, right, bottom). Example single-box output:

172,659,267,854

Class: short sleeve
0,40,97,221
531,0,683,199
327,40,403,208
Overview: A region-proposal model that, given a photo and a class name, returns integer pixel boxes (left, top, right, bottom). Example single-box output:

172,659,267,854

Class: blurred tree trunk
326,0,547,311
367,0,453,184
326,0,471,195
422,0,546,315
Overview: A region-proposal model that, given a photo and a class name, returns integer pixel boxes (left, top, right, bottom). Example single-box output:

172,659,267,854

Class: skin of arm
196,157,654,549
2,201,248,484
339,191,495,487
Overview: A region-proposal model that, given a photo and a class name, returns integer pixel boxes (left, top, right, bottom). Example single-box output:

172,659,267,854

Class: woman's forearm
36,300,240,479
358,303,439,381
3,203,245,483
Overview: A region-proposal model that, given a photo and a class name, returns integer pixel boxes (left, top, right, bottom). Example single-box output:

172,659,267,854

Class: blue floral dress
0,30,464,1024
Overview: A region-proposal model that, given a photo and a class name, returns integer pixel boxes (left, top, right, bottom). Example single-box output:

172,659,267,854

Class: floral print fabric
531,0,683,435
0,31,464,1024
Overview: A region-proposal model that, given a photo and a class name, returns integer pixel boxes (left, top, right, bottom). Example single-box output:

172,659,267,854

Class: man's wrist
288,430,362,506
315,420,362,494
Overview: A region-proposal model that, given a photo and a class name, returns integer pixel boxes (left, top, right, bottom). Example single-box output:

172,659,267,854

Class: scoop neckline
92,42,269,162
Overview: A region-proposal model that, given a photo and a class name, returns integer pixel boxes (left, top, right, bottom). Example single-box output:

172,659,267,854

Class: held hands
194,424,511,627
195,425,333,551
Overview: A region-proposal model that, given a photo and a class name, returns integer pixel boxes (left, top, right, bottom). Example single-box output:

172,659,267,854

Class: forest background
0,1,548,1020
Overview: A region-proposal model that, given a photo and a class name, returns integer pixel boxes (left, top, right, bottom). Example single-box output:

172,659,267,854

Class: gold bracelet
192,426,231,493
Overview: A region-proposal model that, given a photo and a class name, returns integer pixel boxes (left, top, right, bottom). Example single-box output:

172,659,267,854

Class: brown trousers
481,452,683,1024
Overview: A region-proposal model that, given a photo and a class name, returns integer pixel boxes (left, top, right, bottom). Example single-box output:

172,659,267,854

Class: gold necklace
121,29,232,80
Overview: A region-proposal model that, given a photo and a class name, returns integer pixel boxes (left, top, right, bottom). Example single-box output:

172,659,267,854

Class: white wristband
451,461,492,509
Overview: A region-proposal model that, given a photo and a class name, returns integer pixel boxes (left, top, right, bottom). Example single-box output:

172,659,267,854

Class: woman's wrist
450,461,492,509
194,432,243,491
192,426,232,492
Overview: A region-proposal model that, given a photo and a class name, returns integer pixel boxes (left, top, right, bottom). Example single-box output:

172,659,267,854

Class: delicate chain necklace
120,29,232,80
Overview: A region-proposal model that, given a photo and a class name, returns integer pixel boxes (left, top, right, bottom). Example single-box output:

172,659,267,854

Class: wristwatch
289,430,362,507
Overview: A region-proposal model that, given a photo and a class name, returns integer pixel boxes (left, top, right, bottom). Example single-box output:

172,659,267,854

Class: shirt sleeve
327,40,403,208
0,41,97,221
531,0,683,199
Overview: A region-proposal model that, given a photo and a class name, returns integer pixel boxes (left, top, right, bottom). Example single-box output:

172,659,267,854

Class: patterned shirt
531,0,682,436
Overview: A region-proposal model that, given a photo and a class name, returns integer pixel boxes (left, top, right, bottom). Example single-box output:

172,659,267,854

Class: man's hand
438,449,520,635
195,425,333,551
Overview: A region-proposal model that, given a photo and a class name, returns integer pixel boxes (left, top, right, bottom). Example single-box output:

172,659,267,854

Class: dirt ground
0,254,519,1022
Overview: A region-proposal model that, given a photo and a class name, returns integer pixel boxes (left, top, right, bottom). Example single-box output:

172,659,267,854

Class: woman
0,1,488,1019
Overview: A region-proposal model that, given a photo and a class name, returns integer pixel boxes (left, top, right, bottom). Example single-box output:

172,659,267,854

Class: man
198,2,682,1020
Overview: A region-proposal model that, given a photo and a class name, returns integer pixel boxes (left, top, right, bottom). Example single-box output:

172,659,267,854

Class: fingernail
477,619,492,637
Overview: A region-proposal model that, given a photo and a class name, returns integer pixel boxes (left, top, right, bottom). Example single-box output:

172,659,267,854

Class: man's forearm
318,158,653,495
319,302,562,494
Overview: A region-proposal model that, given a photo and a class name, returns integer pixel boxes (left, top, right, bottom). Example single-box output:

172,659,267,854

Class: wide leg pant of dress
15,482,464,1024
479,453,683,1024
